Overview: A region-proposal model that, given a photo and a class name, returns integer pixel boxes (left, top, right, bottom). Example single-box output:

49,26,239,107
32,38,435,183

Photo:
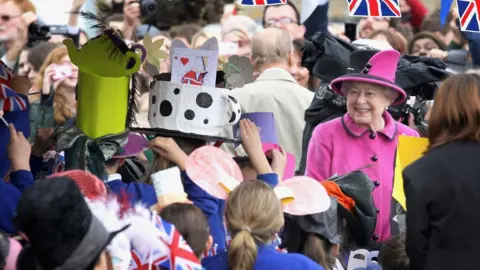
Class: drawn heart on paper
180,57,189,66
174,56,178,60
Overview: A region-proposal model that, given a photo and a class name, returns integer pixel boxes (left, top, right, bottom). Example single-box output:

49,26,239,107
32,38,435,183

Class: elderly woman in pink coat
305,49,419,243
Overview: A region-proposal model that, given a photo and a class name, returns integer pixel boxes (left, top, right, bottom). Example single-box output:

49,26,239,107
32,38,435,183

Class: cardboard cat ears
169,37,218,72
185,146,331,215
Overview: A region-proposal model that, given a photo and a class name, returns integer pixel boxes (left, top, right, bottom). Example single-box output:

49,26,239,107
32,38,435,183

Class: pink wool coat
305,112,419,241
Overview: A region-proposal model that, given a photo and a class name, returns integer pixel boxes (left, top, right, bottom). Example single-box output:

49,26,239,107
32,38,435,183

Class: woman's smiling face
343,81,394,129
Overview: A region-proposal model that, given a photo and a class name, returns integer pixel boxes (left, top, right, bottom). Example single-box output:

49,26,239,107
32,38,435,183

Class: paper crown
63,13,144,138
232,112,296,180
184,146,330,215
150,166,188,208
148,81,242,138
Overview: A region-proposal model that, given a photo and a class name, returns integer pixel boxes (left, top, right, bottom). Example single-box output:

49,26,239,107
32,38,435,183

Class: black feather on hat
16,177,124,270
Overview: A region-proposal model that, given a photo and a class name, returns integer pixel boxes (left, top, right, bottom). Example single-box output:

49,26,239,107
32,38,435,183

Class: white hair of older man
251,28,292,68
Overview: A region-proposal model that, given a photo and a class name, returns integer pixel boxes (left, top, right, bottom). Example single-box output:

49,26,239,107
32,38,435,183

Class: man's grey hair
251,28,292,68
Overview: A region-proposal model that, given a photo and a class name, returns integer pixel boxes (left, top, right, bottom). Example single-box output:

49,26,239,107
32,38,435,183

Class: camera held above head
27,21,51,47
137,0,157,17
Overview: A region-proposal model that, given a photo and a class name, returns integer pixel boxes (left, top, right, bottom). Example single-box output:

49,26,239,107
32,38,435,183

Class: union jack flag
238,0,286,6
129,215,202,270
0,61,27,112
457,0,480,32
347,0,401,17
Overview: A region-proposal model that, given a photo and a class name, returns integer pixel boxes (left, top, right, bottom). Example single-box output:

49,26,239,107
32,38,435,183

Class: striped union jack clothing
238,0,286,6
0,61,27,112
457,0,480,32
347,0,401,17
129,214,202,270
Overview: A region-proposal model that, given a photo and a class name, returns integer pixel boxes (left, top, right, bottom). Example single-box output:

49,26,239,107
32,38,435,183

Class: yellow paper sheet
392,135,429,210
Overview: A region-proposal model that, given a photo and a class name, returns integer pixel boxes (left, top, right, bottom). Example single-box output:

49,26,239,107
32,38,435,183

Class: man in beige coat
224,28,314,170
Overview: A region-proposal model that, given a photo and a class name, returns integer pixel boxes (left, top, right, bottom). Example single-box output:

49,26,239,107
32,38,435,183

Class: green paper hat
63,14,145,139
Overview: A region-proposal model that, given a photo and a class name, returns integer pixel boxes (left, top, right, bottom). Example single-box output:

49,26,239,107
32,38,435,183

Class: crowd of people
1,0,480,269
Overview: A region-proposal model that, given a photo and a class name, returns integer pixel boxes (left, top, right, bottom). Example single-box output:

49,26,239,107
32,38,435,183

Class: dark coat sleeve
404,171,430,270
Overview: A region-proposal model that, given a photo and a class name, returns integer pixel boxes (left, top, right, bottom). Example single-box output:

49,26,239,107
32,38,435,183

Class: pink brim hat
330,50,407,106
330,74,407,105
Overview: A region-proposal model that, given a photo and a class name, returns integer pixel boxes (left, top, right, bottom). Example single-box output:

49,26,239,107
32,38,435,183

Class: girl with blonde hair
202,180,324,270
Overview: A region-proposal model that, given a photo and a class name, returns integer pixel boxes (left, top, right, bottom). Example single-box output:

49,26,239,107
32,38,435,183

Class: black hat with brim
15,177,127,270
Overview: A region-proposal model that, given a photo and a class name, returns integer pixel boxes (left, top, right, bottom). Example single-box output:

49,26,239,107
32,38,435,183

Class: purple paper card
233,112,278,147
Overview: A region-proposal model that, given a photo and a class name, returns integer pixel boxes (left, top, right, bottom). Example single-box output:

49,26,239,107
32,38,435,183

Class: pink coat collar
341,112,398,141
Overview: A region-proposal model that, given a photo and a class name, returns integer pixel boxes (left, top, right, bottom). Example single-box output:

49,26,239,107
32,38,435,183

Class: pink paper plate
185,146,244,199
279,176,331,216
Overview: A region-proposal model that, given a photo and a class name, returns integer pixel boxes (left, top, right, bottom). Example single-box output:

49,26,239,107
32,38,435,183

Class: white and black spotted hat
133,79,242,142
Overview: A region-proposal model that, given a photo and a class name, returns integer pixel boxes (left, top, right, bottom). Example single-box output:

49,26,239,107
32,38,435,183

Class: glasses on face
345,88,379,100
265,17,297,28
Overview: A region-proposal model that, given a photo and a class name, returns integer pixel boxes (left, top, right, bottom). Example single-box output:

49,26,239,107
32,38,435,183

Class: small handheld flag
238,0,286,6
0,61,28,113
457,0,480,32
346,0,401,17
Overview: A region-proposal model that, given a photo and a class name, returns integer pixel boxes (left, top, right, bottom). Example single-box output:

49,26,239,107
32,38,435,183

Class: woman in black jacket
403,73,480,270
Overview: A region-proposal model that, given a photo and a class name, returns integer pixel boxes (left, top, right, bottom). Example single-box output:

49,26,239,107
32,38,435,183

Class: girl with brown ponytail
202,180,325,270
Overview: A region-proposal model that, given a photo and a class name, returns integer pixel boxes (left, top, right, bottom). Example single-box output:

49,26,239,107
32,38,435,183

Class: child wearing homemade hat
202,180,324,270
104,133,157,207
148,119,282,257
281,198,344,270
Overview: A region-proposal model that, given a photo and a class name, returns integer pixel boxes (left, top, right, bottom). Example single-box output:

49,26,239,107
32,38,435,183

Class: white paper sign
151,167,184,196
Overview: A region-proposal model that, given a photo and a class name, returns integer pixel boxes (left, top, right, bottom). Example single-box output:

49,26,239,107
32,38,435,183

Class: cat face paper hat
132,37,242,142
184,146,331,216
232,112,296,180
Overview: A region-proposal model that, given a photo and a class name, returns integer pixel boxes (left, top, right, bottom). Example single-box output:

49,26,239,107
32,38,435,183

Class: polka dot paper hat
132,38,241,142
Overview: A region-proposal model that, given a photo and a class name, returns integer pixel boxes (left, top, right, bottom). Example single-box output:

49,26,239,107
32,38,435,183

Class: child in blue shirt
104,133,157,208
147,119,284,256
202,180,324,270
